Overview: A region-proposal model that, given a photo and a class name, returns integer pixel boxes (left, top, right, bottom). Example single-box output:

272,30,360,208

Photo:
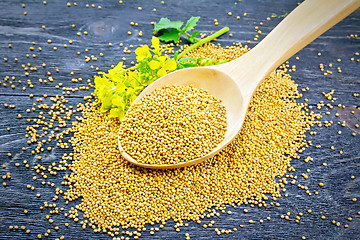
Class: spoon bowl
119,67,247,169
119,0,360,169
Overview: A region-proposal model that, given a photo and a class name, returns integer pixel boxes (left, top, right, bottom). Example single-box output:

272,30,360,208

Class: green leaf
179,62,198,68
153,18,184,33
153,17,202,43
215,59,228,65
182,16,200,32
188,30,200,43
158,29,181,43
173,51,179,61
178,57,197,63
177,57,197,68
199,58,215,66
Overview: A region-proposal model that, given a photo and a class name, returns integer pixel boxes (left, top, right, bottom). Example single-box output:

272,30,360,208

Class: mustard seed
119,85,227,165
56,42,321,233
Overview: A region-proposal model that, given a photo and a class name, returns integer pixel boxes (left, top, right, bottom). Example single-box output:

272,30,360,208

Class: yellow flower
164,60,177,71
135,45,151,61
152,37,160,54
156,59,177,77
149,60,161,70
135,38,177,78
157,68,167,77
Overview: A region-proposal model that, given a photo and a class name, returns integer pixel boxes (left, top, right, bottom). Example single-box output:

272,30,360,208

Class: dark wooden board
0,0,359,239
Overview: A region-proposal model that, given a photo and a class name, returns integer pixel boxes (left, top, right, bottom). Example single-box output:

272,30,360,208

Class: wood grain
0,0,359,239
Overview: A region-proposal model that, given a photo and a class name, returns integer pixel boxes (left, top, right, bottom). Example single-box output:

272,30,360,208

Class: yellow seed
119,85,227,165
36,42,322,234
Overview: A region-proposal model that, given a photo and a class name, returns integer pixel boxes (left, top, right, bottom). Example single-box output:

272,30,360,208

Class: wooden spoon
119,0,360,169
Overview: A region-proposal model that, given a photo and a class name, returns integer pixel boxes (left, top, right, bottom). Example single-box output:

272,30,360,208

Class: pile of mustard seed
64,43,319,236
119,85,227,165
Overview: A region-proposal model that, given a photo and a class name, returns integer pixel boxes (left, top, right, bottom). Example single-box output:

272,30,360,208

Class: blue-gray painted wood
0,0,359,239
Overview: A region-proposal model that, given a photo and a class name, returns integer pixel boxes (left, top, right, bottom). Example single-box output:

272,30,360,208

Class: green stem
177,27,229,59
183,32,196,40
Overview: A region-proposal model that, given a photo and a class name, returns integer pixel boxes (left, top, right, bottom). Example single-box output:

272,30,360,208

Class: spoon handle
225,0,360,99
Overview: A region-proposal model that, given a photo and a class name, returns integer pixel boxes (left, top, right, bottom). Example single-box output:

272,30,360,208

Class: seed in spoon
119,85,227,165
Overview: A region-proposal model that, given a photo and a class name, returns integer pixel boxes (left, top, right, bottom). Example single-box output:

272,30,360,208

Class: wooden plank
0,0,359,239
